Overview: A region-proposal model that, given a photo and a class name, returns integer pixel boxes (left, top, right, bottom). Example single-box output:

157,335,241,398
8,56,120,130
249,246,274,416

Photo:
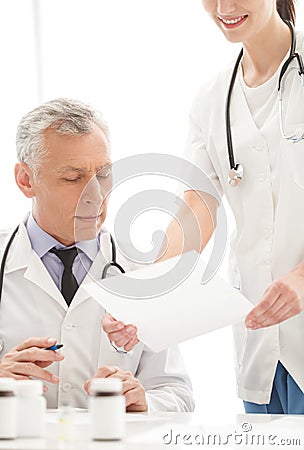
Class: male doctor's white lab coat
185,31,304,404
0,221,194,411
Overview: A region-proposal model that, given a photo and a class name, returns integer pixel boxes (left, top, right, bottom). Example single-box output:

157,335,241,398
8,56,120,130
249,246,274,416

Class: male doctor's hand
102,313,139,352
84,366,147,412
0,337,64,390
245,267,304,329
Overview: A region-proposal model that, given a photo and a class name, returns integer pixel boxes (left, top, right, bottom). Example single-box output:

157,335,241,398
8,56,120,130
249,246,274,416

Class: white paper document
84,252,253,352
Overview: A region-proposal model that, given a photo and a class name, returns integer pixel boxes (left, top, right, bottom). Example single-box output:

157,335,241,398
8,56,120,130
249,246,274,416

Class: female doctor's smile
217,14,248,30
203,0,289,45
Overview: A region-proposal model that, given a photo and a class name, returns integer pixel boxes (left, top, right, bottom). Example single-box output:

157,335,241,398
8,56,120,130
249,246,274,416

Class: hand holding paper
84,252,252,352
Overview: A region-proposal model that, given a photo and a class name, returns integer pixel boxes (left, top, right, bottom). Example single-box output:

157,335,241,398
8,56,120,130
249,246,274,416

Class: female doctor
104,0,304,414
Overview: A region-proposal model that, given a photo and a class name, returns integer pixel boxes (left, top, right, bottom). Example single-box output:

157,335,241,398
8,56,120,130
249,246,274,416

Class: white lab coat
0,220,194,411
185,31,304,404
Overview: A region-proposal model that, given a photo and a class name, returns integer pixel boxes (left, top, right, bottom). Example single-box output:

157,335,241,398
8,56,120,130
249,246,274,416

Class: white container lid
15,380,43,396
90,378,122,394
0,378,16,392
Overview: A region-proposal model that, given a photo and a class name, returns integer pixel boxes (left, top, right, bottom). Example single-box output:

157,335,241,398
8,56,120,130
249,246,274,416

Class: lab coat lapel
23,254,67,310
5,222,67,310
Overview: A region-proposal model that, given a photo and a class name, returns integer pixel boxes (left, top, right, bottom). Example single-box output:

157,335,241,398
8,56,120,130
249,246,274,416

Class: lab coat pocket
290,142,304,189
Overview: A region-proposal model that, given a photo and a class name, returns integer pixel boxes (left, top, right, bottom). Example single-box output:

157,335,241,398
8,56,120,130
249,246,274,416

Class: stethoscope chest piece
228,163,244,187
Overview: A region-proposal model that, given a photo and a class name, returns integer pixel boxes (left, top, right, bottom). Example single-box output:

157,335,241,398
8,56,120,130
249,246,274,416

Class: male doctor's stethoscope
0,225,125,354
227,21,304,187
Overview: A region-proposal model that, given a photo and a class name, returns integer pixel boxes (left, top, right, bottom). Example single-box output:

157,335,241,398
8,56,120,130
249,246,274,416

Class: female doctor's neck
241,16,291,88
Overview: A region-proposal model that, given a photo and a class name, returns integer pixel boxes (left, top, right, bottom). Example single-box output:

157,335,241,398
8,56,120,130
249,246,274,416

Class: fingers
102,313,139,351
245,277,304,329
83,366,118,394
0,369,50,392
0,370,29,381
252,303,293,329
108,326,138,351
83,379,91,394
122,378,147,411
245,285,281,327
93,366,118,378
36,361,57,369
123,337,140,352
84,366,147,411
7,347,64,365
121,378,139,395
102,314,124,334
15,337,57,352
1,361,59,384
1,337,64,385
125,387,147,411
24,348,63,363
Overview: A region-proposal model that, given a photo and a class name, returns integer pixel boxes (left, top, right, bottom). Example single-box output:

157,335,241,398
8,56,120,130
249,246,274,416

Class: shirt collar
26,213,99,262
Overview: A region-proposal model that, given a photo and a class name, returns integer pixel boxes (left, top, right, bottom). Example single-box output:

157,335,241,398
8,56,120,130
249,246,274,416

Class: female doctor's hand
245,267,304,329
84,366,148,412
0,337,64,390
102,313,139,352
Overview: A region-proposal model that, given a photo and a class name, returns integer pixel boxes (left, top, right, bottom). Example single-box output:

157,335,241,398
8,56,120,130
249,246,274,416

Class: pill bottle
15,380,46,437
89,378,125,440
58,404,75,442
0,378,17,439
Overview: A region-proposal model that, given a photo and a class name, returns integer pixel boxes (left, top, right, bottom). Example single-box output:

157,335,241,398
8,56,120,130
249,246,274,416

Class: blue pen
44,344,64,351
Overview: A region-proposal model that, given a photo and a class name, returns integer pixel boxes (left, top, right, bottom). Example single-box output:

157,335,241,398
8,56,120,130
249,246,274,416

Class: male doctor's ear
14,162,36,198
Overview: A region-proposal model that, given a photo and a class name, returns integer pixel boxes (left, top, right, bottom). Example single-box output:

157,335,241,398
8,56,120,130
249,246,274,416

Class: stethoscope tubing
0,225,19,304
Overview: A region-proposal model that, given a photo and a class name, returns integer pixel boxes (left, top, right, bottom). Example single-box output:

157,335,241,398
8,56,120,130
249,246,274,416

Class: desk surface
1,410,304,449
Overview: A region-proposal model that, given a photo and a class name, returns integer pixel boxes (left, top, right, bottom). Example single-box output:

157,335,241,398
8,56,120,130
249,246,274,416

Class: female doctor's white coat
185,31,304,404
0,220,194,411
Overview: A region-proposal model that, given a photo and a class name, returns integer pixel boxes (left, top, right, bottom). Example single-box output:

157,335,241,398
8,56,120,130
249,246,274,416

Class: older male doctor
0,98,194,412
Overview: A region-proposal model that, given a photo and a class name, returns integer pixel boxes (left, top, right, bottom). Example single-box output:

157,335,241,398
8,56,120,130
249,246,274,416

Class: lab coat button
64,323,74,330
62,383,71,392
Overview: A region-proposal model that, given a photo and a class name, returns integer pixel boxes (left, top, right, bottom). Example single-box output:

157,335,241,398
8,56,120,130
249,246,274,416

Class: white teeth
220,15,246,25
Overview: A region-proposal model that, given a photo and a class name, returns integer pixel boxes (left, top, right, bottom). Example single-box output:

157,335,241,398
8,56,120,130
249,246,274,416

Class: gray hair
16,98,110,179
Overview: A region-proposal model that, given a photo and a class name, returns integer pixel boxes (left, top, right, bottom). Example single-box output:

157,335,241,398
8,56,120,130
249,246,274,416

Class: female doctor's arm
245,262,304,329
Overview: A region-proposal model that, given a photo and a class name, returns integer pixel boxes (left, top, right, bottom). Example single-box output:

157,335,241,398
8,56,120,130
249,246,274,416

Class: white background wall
1,0,304,416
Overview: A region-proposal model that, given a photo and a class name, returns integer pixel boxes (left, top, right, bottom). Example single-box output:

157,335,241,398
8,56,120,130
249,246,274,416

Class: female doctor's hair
276,0,296,24
16,98,110,180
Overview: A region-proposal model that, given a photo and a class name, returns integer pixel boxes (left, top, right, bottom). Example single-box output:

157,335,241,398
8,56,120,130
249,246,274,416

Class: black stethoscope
227,21,304,187
0,225,125,354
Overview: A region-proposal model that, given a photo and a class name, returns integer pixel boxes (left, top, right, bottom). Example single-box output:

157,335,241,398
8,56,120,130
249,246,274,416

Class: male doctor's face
20,126,111,246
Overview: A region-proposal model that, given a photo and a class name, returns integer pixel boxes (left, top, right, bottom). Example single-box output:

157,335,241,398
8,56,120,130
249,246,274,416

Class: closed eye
63,177,82,183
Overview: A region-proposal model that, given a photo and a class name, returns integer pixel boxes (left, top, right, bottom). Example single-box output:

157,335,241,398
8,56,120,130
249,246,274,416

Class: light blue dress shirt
26,214,99,290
